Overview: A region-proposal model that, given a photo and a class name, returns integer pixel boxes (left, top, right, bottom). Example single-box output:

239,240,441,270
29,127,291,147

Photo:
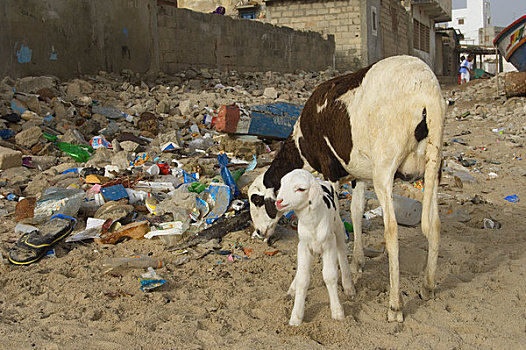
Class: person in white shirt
459,54,474,84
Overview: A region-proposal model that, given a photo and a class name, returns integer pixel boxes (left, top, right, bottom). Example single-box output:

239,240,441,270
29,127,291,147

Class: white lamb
276,168,355,326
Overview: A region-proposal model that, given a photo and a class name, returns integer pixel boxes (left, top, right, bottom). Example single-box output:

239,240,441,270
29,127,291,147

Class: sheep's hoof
289,315,302,326
387,308,404,323
419,285,435,301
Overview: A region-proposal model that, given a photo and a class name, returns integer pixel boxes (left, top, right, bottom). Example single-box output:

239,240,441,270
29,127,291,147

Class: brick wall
265,0,363,71
380,0,411,58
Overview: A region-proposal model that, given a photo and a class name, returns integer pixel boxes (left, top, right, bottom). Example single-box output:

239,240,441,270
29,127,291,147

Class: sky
488,0,526,26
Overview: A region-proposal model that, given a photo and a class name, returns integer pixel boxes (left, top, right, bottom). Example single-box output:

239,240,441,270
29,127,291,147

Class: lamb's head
248,173,280,239
276,169,323,212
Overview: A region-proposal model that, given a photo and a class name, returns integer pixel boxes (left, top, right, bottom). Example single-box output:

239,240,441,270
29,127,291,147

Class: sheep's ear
308,181,323,209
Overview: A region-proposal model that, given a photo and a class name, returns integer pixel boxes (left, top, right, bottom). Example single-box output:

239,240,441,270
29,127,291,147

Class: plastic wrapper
217,153,240,197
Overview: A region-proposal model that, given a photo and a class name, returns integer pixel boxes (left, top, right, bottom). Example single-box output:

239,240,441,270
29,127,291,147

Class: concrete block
0,146,22,170
15,126,42,149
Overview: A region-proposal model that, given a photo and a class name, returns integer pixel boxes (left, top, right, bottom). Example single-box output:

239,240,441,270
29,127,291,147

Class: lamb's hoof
350,260,364,275
419,285,435,301
331,308,345,321
387,308,404,323
289,315,302,326
343,284,356,298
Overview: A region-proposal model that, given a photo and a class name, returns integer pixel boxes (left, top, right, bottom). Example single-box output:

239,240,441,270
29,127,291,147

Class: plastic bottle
92,105,132,122
33,187,85,223
55,142,93,162
102,255,162,270
393,194,422,226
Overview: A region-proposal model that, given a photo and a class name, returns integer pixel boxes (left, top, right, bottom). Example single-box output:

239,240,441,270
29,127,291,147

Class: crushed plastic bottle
102,255,162,270
33,187,84,223
92,105,133,122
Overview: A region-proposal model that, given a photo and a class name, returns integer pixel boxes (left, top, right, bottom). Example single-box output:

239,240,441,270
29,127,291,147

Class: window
371,6,378,37
413,19,430,53
239,9,256,19
452,0,467,10
458,18,464,25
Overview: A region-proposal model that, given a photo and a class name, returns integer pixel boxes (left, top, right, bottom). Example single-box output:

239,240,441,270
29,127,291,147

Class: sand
1,77,525,350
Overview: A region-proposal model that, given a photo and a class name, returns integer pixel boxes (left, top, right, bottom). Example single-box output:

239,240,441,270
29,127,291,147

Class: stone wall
157,6,335,73
0,0,154,79
0,0,334,79
265,0,363,71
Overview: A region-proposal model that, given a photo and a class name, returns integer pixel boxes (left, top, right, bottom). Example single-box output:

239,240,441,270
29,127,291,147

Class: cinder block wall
265,0,363,71
157,6,335,73
0,0,334,79
380,0,411,59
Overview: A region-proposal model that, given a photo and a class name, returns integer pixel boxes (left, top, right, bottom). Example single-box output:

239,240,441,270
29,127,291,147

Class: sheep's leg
374,171,403,323
350,180,366,274
322,241,345,320
289,241,313,326
335,219,356,297
420,147,442,300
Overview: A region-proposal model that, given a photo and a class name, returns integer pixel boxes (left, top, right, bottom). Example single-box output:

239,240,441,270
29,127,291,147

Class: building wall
157,6,335,73
380,0,411,60
265,0,364,71
448,0,490,45
0,0,335,79
0,0,155,79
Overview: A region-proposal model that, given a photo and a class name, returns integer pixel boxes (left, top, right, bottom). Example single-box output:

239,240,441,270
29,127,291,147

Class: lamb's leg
289,241,312,326
374,172,403,323
322,241,345,320
350,180,366,274
287,277,296,297
335,219,356,297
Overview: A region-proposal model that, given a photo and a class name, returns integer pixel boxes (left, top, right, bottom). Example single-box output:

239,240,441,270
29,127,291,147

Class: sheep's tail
421,89,446,239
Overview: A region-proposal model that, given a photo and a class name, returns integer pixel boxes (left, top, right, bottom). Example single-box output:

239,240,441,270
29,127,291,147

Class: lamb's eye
296,188,306,192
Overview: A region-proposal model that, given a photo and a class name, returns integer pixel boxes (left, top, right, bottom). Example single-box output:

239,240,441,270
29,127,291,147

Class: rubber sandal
8,214,77,265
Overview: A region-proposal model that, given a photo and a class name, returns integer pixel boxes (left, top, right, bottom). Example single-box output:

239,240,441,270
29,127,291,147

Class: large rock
0,146,22,170
263,87,278,99
15,76,57,94
15,126,42,148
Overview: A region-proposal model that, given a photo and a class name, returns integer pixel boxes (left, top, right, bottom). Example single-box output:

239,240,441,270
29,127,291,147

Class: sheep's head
248,173,281,239
276,169,322,212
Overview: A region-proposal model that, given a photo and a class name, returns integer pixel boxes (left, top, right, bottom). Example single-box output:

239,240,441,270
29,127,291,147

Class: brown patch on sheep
297,65,373,181
263,64,373,188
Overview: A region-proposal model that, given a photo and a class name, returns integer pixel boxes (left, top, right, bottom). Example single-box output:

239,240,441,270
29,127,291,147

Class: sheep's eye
296,188,306,192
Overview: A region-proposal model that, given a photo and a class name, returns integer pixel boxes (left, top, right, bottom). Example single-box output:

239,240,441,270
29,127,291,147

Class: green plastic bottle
55,142,93,162
43,132,93,162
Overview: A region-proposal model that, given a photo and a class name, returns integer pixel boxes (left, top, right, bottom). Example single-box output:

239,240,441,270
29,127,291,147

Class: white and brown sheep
276,169,355,326
248,55,446,322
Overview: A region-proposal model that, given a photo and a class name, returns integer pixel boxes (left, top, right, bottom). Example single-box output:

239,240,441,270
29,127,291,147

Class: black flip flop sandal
9,214,77,265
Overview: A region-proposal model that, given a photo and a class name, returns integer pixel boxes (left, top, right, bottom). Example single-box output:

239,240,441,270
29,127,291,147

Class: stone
179,100,193,116
263,87,278,99
0,146,22,170
15,76,57,94
156,100,169,114
15,126,42,148
23,173,49,196
120,141,140,152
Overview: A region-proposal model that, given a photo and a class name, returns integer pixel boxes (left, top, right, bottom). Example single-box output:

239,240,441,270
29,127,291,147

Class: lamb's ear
308,181,323,209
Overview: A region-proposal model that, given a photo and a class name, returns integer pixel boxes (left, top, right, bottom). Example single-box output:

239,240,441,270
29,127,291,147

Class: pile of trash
0,67,341,278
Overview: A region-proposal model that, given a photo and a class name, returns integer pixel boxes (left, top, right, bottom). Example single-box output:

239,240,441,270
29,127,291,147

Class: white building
448,0,490,45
